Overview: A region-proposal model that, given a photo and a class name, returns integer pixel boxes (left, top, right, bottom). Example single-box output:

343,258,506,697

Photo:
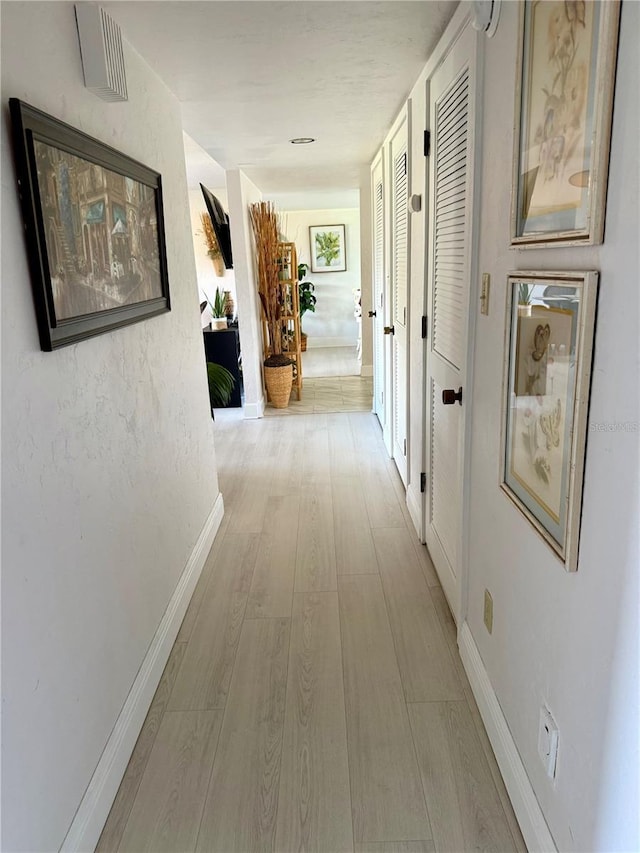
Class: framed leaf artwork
510,1,620,246
309,224,346,272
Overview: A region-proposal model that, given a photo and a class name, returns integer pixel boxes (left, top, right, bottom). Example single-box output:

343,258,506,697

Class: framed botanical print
309,224,346,272
501,271,598,571
511,1,620,246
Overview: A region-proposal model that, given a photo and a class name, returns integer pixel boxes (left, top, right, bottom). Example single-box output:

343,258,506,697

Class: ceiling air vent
75,3,128,102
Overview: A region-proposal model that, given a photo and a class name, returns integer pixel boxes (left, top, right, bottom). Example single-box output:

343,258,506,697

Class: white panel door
424,23,478,620
371,153,386,426
389,118,409,485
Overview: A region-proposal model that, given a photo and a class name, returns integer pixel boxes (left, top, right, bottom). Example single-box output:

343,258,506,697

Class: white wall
283,208,360,349
187,185,236,325
226,169,265,418
466,3,639,851
1,4,220,850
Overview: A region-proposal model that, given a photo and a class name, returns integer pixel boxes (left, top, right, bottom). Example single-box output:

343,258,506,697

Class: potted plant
200,211,224,277
297,262,316,352
249,201,293,408
206,362,235,419
209,287,227,330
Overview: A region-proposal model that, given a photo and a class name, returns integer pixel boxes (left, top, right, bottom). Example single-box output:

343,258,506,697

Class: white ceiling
183,132,227,190
106,1,457,196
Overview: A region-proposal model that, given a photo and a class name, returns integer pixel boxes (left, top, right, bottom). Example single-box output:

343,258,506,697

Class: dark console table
203,328,242,407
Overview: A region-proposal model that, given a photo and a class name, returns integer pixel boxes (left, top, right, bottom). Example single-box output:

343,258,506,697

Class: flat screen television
200,183,233,269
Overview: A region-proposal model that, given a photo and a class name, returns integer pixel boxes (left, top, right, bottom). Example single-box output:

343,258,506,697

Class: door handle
442,387,463,405
384,325,395,335
368,310,377,318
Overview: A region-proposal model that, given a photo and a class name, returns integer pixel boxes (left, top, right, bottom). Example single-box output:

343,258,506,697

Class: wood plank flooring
97,410,526,853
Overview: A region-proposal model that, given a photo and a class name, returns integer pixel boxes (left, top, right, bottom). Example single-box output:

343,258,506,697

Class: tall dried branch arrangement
200,212,221,259
249,201,283,357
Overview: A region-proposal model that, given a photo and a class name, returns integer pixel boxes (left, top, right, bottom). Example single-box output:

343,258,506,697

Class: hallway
98,411,525,852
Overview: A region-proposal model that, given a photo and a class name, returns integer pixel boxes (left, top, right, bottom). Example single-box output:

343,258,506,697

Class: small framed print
511,1,620,247
501,271,598,571
309,224,346,272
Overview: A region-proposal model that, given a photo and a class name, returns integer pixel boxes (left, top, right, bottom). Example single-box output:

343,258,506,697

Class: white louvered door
424,23,478,620
371,154,386,425
390,118,409,485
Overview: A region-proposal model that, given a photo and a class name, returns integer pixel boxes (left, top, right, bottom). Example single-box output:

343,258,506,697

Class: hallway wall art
510,0,620,246
500,270,599,571
9,99,171,350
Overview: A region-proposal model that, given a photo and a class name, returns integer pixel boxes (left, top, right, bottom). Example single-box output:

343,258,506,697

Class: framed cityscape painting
510,1,620,246
309,224,346,272
501,271,598,571
10,99,170,350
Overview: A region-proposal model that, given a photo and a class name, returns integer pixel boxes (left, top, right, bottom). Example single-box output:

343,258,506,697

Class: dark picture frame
9,99,171,350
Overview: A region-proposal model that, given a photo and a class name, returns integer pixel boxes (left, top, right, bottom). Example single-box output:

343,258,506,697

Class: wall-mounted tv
200,183,233,269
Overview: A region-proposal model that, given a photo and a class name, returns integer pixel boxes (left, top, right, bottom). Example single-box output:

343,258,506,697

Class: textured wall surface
1,3,220,849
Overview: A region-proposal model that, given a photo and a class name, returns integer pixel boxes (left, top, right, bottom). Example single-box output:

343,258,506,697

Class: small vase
223,290,235,318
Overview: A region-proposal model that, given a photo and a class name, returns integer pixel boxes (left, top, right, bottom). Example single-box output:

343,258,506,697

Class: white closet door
424,22,478,620
389,117,409,486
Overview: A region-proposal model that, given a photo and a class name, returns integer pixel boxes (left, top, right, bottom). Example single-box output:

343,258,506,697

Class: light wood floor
301,345,361,378
97,411,527,853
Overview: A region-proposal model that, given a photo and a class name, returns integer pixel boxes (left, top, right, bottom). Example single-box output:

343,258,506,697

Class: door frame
421,8,484,625
370,148,386,429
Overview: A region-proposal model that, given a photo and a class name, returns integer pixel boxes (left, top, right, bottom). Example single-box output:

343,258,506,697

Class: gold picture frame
510,1,620,247
500,271,598,571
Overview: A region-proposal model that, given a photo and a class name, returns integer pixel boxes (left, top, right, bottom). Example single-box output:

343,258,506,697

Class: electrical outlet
480,273,491,315
483,589,493,634
538,706,559,778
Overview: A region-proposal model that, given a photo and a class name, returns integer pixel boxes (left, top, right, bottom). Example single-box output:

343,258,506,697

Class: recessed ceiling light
290,137,315,145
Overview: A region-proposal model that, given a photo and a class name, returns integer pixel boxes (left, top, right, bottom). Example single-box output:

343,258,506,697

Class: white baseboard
458,623,557,853
243,395,265,419
60,493,225,852
360,363,373,377
406,484,423,539
306,337,357,349
382,425,392,458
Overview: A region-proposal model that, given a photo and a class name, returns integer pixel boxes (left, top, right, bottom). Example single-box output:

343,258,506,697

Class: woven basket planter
264,360,293,408
300,332,308,352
